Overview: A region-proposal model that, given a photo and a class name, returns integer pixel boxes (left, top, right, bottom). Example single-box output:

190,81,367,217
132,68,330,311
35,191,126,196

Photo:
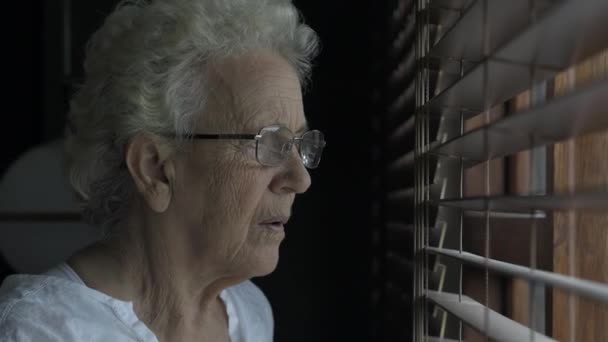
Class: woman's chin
248,246,282,277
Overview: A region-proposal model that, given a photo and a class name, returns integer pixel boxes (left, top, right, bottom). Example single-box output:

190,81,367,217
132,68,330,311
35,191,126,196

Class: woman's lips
258,216,289,232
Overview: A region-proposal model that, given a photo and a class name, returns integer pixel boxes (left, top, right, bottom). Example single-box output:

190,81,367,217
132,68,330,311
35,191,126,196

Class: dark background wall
1,1,384,341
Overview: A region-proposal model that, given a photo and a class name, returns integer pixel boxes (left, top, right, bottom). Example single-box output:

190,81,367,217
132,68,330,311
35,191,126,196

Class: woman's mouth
258,216,289,232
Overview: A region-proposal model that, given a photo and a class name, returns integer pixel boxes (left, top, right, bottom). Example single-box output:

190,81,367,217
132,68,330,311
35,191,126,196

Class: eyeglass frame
176,125,326,169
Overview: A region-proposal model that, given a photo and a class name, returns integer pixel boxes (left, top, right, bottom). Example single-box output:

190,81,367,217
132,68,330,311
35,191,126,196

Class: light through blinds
384,0,608,341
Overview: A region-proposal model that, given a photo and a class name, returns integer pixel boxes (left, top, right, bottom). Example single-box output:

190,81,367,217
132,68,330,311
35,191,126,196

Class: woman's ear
125,133,173,213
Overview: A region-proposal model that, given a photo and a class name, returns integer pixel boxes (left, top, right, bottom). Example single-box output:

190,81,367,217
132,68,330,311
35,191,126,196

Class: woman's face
168,50,311,278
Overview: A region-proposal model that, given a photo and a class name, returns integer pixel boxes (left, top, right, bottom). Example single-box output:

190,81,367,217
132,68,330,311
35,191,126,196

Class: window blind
381,0,608,340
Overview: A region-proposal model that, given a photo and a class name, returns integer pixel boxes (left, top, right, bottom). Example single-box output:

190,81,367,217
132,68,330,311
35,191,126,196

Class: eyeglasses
186,125,326,169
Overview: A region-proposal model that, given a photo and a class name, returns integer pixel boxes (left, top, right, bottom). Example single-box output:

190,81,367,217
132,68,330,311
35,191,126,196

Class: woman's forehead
205,51,305,132
229,53,302,107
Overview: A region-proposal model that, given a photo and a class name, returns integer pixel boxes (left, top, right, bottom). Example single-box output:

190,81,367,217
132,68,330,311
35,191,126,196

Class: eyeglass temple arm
189,133,259,140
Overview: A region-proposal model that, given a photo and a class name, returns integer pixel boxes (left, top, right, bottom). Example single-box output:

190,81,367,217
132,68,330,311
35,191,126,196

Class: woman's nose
289,152,312,194
271,144,311,194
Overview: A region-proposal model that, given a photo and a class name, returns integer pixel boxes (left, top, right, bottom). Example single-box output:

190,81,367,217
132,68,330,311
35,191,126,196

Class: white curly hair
65,0,320,231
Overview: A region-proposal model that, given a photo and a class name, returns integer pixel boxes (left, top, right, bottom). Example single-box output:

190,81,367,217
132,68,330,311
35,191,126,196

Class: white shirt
0,263,273,341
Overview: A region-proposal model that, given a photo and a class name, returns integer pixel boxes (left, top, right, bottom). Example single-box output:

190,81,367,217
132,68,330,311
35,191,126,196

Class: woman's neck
67,218,232,341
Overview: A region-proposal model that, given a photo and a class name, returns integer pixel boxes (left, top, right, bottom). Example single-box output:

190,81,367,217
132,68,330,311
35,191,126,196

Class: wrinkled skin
69,50,311,341
168,50,312,280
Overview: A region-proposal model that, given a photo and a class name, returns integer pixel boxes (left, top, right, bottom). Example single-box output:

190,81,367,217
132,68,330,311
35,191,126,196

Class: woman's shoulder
0,274,83,321
0,274,110,318
0,274,146,341
222,280,274,342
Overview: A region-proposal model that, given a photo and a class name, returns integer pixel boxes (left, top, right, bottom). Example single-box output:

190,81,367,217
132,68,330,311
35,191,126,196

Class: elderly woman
0,0,324,341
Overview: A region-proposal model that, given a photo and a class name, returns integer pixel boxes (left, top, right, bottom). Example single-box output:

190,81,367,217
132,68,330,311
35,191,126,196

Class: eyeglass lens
256,126,325,168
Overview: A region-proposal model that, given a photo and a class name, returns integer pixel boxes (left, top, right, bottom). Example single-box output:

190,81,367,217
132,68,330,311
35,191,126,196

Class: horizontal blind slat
463,210,546,220
389,49,415,86
495,0,608,69
427,59,555,113
391,0,414,24
426,0,608,113
427,290,556,342
436,191,608,212
389,115,416,142
389,81,416,115
427,247,608,304
430,78,608,163
389,150,416,171
429,0,537,61
391,17,416,58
